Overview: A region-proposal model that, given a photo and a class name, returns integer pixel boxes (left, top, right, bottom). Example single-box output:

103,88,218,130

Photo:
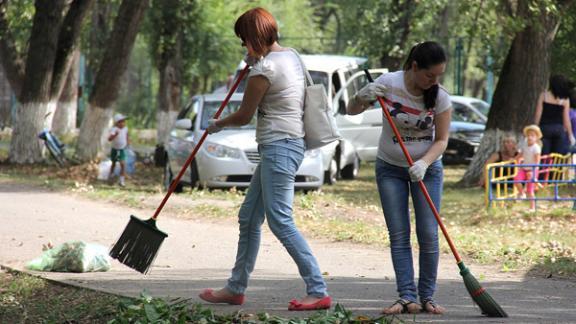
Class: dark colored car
443,121,485,164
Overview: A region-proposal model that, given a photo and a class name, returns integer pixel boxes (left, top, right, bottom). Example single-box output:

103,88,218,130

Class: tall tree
147,0,192,162
76,0,149,161
460,0,574,186
0,0,93,163
52,49,80,136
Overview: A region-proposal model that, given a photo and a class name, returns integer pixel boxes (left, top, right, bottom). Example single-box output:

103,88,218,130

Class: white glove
243,54,260,67
569,133,576,146
408,159,429,182
207,119,222,134
355,83,388,104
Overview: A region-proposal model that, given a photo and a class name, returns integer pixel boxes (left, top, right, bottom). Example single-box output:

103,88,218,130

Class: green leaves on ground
110,292,399,323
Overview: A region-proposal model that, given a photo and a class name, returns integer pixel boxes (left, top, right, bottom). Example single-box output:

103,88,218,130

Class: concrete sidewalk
1,181,575,323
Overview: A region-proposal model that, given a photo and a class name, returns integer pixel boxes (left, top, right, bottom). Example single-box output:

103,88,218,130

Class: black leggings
540,124,569,155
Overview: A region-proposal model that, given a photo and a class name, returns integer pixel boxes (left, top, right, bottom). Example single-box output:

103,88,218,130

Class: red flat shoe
288,296,332,311
198,288,245,305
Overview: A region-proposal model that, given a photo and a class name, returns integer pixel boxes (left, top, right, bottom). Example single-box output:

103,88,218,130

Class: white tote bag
291,49,341,150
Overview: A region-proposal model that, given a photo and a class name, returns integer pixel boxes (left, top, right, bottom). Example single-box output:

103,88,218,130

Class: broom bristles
110,215,168,274
458,262,508,317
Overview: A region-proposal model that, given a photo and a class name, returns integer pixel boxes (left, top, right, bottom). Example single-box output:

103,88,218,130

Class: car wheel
341,155,360,179
163,159,183,193
324,156,339,185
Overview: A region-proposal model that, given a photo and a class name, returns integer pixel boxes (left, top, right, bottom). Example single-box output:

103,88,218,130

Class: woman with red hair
199,7,331,311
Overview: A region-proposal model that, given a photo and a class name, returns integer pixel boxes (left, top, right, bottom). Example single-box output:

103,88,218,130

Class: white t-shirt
249,50,305,144
374,71,452,167
110,126,128,150
521,142,541,165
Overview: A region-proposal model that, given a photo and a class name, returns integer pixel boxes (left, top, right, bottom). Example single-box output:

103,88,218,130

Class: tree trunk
76,103,113,160
8,0,66,163
76,0,149,161
53,50,80,136
8,101,55,163
0,0,93,163
0,1,24,97
379,0,414,70
156,61,181,147
459,0,565,186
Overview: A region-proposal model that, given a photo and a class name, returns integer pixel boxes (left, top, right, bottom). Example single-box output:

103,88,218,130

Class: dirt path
0,180,574,323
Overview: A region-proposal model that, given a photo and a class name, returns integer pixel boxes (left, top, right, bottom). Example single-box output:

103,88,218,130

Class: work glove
243,54,260,67
207,119,222,134
569,133,576,146
355,83,388,104
408,159,429,182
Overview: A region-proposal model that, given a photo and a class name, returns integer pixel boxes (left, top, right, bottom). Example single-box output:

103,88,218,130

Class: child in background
108,113,130,186
514,125,542,206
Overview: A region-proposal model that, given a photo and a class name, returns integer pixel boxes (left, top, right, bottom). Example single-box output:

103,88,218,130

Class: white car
164,93,324,191
233,55,388,183
450,95,490,124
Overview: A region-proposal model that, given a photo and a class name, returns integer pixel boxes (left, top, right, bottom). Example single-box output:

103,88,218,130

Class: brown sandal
382,299,421,314
421,298,445,314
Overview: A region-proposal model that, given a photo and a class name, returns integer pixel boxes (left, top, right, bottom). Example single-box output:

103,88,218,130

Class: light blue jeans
226,138,328,297
375,158,443,303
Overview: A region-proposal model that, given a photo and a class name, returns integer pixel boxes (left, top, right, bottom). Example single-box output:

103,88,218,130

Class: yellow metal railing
484,153,573,208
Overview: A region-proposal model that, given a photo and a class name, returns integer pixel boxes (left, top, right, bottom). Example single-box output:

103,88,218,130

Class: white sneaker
119,176,125,187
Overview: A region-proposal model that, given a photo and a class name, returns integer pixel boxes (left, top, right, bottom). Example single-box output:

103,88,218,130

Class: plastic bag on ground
97,148,136,180
26,241,111,272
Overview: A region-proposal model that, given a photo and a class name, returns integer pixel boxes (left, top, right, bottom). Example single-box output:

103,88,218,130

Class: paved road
1,180,575,323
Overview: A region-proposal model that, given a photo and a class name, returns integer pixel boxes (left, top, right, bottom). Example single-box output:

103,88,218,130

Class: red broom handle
151,65,251,220
364,70,462,263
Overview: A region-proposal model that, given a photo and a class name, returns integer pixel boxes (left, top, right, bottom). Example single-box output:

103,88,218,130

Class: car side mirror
174,118,193,130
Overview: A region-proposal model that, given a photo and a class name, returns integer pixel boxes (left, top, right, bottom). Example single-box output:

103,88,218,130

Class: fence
484,153,576,210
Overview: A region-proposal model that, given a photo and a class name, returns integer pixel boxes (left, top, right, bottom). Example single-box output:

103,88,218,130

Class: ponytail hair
403,41,446,110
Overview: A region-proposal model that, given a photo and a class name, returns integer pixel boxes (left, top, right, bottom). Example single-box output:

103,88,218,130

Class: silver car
164,93,324,191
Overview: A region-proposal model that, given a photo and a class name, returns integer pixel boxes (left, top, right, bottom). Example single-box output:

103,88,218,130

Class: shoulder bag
290,49,341,150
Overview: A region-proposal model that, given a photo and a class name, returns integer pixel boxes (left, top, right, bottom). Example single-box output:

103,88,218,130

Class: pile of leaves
110,292,401,324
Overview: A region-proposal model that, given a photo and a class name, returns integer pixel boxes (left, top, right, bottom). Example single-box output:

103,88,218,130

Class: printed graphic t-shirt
374,70,451,167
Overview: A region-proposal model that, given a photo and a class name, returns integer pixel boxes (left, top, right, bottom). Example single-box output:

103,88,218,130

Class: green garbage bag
26,241,111,272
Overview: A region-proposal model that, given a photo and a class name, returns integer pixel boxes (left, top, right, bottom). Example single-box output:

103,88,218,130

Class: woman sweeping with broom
198,7,331,311
348,41,451,315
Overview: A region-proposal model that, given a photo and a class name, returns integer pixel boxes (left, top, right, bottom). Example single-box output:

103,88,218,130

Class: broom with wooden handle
109,65,251,274
363,70,507,317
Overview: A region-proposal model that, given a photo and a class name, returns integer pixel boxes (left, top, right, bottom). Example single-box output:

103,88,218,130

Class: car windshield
201,100,256,130
471,100,490,116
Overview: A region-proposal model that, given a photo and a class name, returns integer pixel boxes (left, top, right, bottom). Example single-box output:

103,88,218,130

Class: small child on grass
108,113,130,186
514,125,542,208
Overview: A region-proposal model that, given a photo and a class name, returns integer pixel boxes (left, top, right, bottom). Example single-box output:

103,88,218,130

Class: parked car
164,93,324,192
232,55,388,184
444,121,485,164
450,95,490,124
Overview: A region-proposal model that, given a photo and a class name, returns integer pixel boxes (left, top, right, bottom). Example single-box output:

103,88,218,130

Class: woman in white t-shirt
348,41,451,315
199,7,330,311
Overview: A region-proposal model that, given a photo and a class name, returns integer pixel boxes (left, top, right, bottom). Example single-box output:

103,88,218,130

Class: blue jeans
226,138,327,297
375,158,443,303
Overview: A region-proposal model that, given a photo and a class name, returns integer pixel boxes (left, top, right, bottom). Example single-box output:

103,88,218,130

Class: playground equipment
485,153,576,210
